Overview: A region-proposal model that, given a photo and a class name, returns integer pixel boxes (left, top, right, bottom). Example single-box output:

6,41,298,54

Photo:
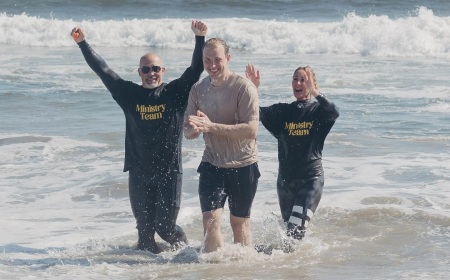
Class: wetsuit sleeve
316,95,340,121
77,40,123,97
260,105,282,137
172,36,205,107
190,36,205,76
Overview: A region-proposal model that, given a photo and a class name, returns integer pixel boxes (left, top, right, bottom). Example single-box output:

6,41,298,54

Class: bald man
71,21,208,253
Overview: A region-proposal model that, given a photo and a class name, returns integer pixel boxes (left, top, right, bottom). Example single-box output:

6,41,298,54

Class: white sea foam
1,7,450,57
1,4,449,278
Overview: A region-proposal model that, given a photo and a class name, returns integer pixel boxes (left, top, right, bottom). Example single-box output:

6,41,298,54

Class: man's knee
230,215,250,234
230,215,251,245
203,209,223,232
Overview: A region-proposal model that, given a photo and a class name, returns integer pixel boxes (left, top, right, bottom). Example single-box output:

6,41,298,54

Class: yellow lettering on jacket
136,104,166,120
284,121,313,136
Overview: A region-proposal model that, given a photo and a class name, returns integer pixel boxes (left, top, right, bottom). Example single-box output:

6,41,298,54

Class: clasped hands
188,110,212,133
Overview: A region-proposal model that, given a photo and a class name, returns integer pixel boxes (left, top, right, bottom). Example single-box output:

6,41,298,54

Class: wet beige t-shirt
185,72,259,168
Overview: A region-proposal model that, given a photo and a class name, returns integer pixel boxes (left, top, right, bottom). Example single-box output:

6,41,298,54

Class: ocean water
1,1,449,279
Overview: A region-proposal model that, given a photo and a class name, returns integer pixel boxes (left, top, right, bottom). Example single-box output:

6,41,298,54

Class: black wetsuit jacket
77,36,205,174
260,95,339,180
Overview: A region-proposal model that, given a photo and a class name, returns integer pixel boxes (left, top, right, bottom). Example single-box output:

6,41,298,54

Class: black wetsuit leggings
128,166,185,244
277,174,324,238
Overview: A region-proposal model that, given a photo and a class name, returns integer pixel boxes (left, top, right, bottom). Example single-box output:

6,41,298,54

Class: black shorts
197,162,260,218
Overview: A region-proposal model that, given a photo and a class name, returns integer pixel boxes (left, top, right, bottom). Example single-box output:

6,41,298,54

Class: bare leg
202,208,224,252
230,214,251,246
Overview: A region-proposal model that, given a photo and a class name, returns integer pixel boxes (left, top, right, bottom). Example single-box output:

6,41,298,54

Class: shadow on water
0,244,62,254
0,243,201,270
0,136,51,146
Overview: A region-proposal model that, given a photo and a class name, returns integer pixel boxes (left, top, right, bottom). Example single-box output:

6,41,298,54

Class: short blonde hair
204,38,230,56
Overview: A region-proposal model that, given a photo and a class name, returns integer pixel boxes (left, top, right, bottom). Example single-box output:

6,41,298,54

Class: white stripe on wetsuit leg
292,206,314,218
289,216,303,226
307,209,314,219
289,206,314,227
292,205,303,214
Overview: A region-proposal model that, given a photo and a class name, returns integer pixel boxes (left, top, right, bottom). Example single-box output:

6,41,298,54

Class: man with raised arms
71,20,208,253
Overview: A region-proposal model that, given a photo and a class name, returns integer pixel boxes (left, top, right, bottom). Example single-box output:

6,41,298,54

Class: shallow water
1,1,449,279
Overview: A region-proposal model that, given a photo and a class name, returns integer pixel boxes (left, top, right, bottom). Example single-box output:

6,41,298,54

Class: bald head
138,53,166,89
139,53,164,68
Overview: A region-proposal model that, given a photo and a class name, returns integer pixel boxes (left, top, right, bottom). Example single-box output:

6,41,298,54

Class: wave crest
1,7,449,57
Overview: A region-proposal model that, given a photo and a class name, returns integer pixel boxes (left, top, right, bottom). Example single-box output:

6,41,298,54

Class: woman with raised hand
246,64,339,244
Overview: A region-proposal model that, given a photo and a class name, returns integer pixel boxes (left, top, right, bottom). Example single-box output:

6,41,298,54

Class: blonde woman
246,64,339,243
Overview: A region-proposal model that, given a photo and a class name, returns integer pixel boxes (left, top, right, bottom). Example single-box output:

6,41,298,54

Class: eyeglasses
140,65,162,74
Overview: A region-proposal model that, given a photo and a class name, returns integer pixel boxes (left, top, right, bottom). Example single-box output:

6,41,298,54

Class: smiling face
202,38,231,86
292,68,309,100
138,53,165,89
